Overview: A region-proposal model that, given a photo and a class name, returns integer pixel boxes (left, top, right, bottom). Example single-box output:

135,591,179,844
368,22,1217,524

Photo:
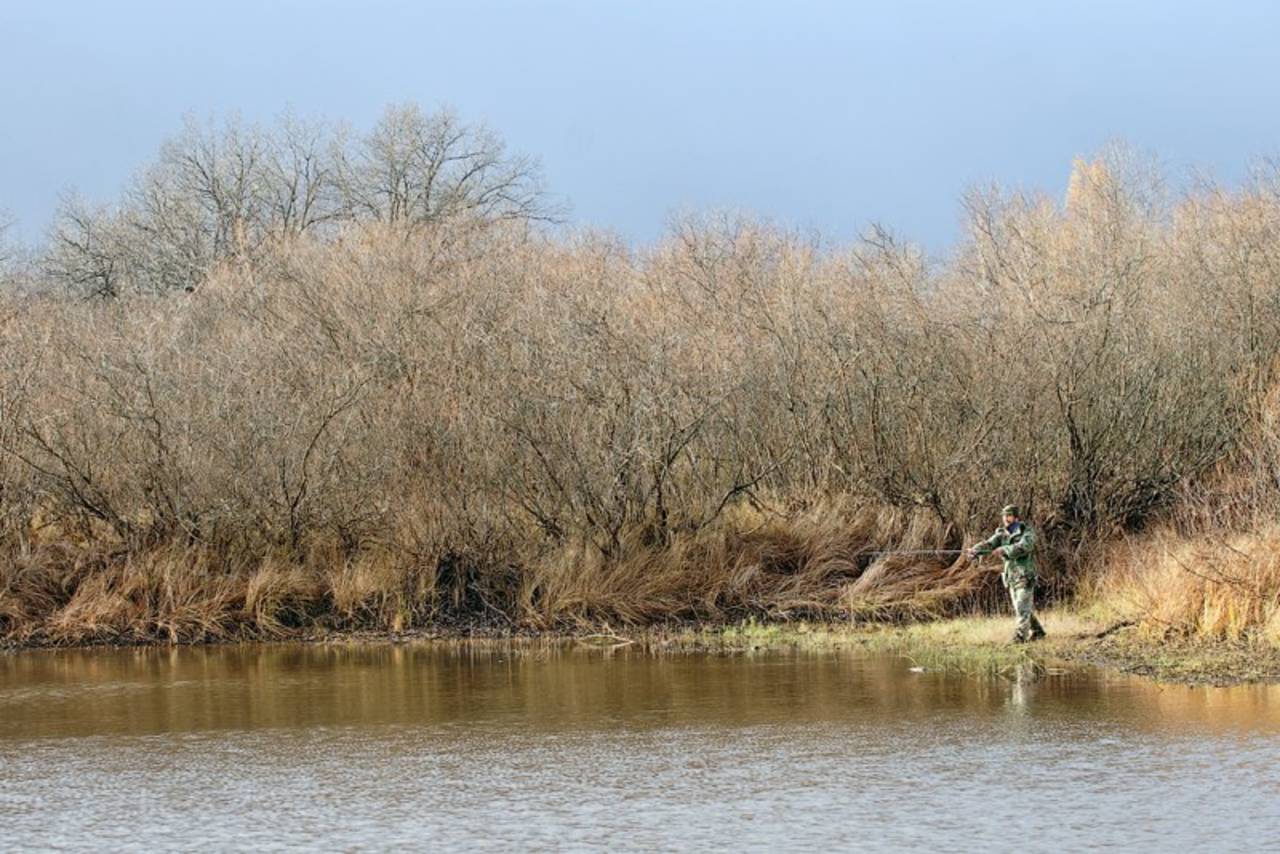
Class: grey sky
2,0,1279,248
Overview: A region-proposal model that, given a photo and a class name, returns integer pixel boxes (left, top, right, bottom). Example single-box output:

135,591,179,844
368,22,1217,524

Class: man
967,504,1046,643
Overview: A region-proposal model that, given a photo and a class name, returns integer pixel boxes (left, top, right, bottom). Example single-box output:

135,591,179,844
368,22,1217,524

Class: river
2,643,1277,851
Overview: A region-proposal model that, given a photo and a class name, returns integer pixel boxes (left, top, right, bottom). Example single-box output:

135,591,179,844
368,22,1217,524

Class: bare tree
128,114,269,277
334,104,553,227
0,210,12,265
44,195,128,298
264,112,342,237
0,210,18,288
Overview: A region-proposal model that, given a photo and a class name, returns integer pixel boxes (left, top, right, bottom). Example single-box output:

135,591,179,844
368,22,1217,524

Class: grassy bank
643,612,1280,686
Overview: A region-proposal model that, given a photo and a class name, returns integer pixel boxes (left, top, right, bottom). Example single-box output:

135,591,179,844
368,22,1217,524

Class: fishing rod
858,549,969,557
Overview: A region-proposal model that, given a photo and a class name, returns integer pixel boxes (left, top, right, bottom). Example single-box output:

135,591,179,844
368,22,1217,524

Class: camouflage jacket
975,523,1038,589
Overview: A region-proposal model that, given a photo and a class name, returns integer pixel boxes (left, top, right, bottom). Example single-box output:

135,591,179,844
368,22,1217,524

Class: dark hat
1001,504,1020,517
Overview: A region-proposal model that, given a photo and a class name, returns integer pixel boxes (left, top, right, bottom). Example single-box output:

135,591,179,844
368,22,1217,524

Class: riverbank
639,612,1280,686
9,610,1277,688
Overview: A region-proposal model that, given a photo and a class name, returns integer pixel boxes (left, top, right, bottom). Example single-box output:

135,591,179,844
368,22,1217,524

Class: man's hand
966,548,981,560
991,546,1004,559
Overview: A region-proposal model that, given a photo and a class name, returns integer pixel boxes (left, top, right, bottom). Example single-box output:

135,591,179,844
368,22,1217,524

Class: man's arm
1002,526,1036,559
969,530,1005,558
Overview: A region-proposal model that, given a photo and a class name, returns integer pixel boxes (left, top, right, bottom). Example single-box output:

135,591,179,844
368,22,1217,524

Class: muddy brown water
2,643,1278,852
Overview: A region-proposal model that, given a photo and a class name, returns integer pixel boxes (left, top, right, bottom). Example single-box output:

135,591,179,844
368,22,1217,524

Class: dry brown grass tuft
1086,527,1280,643
523,498,981,627
38,547,242,644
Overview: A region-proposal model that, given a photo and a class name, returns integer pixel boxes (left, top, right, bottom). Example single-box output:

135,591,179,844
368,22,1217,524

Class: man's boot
1029,616,1046,641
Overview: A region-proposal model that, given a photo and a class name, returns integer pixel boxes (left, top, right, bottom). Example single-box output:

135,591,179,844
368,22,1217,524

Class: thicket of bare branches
2,148,1280,643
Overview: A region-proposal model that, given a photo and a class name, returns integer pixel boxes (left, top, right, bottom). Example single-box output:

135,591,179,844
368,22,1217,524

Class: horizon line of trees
5,105,1280,303
1,102,559,297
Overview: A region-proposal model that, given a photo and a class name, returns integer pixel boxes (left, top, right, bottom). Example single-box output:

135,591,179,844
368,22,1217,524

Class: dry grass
648,610,1110,677
1086,527,1280,644
523,499,985,628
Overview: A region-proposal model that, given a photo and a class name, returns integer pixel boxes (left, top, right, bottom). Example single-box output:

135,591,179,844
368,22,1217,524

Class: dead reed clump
1086,528,1280,644
244,557,327,637
522,498,979,627
39,546,244,645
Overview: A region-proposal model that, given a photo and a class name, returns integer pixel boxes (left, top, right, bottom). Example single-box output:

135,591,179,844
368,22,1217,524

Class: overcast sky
3,0,1280,248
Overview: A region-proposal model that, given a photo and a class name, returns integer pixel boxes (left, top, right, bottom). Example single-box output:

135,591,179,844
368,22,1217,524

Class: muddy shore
6,611,1279,687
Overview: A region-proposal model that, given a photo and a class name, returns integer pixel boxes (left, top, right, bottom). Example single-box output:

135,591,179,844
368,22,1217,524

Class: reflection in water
1,644,1278,851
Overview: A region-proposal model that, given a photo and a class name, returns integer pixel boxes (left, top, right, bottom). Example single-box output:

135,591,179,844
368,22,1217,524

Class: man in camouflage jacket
967,504,1046,643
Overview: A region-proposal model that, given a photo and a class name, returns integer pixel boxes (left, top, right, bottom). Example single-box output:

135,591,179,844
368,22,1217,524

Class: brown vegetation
3,126,1280,646
1085,526,1280,644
